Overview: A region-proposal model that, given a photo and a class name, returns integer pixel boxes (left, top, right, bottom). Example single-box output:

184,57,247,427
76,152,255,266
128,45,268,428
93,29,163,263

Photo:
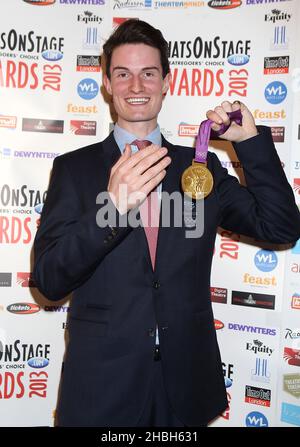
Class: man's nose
129,75,144,93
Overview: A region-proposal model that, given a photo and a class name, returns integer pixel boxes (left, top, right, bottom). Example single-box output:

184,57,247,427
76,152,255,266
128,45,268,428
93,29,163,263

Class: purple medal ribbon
195,109,243,163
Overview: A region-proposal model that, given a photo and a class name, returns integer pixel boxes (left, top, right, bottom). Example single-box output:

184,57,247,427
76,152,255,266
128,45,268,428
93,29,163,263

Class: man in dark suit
33,19,300,427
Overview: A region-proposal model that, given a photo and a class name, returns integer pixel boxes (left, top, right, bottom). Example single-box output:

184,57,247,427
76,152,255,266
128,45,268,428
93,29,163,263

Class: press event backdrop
0,0,299,428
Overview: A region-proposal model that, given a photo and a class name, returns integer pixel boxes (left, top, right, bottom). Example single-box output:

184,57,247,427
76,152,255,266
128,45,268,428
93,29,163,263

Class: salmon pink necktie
132,140,160,269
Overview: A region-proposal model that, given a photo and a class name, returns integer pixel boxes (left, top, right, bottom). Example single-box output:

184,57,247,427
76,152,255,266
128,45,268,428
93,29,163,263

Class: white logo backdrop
0,0,299,427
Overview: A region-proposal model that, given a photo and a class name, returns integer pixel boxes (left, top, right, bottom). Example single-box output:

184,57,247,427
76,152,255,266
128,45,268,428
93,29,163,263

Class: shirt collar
113,123,162,154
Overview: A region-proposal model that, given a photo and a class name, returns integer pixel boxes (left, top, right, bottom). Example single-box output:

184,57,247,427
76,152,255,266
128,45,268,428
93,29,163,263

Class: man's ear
162,72,171,95
103,74,112,95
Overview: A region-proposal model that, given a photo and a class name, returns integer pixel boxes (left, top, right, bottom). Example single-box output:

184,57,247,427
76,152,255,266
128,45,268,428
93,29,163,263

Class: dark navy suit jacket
33,127,300,426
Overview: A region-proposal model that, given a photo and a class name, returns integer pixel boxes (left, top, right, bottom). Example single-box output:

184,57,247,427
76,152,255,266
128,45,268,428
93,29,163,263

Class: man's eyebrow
112,66,160,72
112,66,129,72
141,66,160,71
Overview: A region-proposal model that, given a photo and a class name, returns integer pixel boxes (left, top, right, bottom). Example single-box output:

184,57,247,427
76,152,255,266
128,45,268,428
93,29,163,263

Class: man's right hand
108,144,171,215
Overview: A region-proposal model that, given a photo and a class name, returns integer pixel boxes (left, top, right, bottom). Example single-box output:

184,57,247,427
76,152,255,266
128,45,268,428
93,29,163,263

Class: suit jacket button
153,281,160,289
109,226,118,236
147,328,155,337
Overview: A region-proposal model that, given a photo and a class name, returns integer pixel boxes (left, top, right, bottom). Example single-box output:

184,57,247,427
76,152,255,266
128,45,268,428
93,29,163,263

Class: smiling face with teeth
103,43,170,137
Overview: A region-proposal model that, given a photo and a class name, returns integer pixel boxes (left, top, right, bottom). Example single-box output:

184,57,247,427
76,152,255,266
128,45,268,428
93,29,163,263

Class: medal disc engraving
181,162,213,199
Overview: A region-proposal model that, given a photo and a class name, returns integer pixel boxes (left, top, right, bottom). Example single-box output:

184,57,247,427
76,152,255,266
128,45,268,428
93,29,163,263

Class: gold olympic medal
181,161,214,200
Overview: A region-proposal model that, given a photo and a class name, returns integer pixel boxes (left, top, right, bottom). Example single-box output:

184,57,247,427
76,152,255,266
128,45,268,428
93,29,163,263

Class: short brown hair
103,19,170,79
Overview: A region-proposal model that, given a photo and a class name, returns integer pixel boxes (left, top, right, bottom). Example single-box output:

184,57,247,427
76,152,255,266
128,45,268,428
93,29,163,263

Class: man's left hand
206,101,258,143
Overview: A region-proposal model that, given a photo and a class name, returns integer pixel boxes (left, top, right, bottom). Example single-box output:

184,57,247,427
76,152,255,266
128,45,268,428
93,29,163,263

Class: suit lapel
101,131,123,173
154,136,182,272
102,132,151,268
101,133,183,274
160,135,180,196
132,136,182,273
